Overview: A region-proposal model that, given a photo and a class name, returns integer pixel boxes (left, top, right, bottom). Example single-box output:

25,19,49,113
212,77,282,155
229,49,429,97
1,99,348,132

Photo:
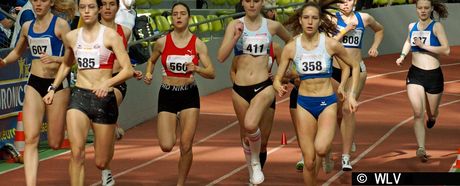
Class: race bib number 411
243,35,269,56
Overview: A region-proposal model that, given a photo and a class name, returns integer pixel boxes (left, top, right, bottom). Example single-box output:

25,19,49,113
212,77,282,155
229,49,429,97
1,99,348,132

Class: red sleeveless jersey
107,24,127,64
161,33,199,78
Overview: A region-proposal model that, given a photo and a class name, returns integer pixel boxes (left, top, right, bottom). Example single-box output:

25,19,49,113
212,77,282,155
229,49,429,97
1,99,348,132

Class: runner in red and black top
143,2,215,186
98,0,142,184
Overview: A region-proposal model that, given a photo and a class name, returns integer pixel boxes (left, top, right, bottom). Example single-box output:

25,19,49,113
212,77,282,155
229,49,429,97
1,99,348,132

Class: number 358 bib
166,55,194,74
243,35,269,56
297,54,327,75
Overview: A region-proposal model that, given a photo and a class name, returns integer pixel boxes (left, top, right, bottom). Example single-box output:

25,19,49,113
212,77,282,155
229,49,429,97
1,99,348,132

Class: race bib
166,55,194,74
243,35,269,56
411,31,431,46
29,37,52,57
296,54,327,75
76,49,100,69
338,26,362,47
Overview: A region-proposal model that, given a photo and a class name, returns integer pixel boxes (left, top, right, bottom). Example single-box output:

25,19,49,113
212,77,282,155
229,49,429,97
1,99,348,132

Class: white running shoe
322,151,334,173
250,162,264,185
295,159,304,171
115,127,125,141
351,142,357,153
341,154,352,171
102,169,115,186
416,147,428,162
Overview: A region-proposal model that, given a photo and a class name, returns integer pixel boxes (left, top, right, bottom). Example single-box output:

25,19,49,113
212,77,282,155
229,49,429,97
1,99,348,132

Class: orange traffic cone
455,148,460,169
14,112,25,156
60,130,70,149
281,132,287,145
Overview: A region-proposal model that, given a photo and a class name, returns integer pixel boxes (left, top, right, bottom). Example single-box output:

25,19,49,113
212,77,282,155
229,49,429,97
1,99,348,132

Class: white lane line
206,136,298,186
323,99,460,186
90,97,291,186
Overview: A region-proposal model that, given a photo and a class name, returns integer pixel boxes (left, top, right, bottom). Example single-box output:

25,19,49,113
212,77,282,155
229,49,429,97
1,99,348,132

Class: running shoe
295,159,304,171
102,169,115,186
2,143,20,163
426,118,436,129
341,154,352,171
351,142,357,153
115,127,125,141
416,147,428,162
250,162,264,185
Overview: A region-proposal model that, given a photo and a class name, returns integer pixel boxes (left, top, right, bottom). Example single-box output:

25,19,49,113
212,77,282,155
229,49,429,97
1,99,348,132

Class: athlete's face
79,0,100,24
339,0,356,14
299,6,320,36
101,0,118,21
242,0,264,18
31,0,54,17
416,0,433,21
171,5,189,29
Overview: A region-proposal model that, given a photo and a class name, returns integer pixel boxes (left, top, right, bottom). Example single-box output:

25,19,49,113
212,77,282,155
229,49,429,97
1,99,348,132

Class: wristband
400,52,406,57
340,29,347,35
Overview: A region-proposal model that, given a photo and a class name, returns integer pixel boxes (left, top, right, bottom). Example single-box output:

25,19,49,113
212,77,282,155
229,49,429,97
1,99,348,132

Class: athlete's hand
396,56,404,66
185,62,199,73
144,72,153,85
234,21,244,40
368,47,379,57
273,81,288,97
40,53,57,64
337,84,346,101
133,70,143,80
43,91,55,105
413,37,424,48
92,82,110,98
345,22,357,32
348,96,358,112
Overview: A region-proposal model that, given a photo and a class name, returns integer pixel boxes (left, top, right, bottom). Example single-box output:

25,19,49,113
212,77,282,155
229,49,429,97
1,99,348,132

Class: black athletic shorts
406,65,444,94
158,82,200,114
68,87,118,124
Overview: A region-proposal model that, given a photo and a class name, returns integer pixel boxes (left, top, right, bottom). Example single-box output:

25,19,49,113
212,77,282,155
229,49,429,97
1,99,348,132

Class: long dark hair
416,0,448,19
171,2,191,17
284,0,341,36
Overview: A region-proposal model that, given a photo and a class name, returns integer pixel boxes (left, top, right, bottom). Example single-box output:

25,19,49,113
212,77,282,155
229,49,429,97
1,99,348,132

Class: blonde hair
53,0,76,21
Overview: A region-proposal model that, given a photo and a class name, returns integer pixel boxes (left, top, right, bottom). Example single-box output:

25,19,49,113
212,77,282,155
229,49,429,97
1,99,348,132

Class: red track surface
1,47,459,185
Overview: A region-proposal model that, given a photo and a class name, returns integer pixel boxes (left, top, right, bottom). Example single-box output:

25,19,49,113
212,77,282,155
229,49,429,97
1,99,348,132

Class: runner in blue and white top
273,1,360,185
217,0,291,184
395,0,450,163
331,0,384,171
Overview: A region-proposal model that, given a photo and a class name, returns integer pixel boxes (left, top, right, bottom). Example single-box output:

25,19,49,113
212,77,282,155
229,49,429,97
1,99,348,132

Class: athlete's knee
304,158,316,171
315,144,329,157
160,142,175,152
413,109,424,119
48,139,62,150
341,103,353,115
70,147,85,165
243,118,259,132
180,143,193,156
95,158,110,170
25,134,40,146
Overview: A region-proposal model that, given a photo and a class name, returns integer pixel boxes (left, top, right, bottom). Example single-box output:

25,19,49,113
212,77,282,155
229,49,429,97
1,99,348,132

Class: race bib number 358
296,54,327,75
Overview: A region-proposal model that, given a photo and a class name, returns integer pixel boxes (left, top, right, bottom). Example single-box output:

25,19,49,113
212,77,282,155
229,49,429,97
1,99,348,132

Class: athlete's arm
0,22,30,67
396,23,413,66
329,37,359,111
217,20,242,63
40,18,71,64
144,37,164,85
192,38,215,79
272,20,292,43
416,22,450,56
122,25,132,42
363,13,384,57
104,30,134,88
273,41,294,97
43,32,75,104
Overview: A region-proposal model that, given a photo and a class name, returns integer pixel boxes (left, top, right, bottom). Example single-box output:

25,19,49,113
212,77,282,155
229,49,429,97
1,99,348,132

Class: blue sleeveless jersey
336,11,365,49
409,21,441,52
28,15,64,60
